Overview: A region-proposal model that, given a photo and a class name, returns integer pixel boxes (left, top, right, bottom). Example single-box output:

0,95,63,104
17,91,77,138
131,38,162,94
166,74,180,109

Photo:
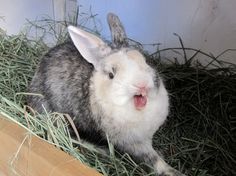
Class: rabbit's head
68,26,168,125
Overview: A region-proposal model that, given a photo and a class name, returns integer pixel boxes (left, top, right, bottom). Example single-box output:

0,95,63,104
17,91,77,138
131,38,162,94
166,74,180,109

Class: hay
0,27,235,176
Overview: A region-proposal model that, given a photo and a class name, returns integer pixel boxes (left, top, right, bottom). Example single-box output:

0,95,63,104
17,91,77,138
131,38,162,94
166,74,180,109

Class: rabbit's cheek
111,95,129,106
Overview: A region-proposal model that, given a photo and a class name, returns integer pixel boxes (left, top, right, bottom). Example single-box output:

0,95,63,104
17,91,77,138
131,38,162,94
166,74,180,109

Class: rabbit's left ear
68,26,111,69
107,13,128,48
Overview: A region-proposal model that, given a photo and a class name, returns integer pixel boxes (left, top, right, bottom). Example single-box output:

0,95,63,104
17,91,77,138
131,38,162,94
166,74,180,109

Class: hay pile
0,29,235,176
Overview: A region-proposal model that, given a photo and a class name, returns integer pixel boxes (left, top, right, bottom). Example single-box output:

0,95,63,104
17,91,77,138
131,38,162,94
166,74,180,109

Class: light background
0,0,235,63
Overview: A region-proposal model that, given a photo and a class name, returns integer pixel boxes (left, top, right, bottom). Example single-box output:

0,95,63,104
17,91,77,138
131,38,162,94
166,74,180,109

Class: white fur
68,26,111,68
91,50,169,145
155,159,171,174
68,26,169,141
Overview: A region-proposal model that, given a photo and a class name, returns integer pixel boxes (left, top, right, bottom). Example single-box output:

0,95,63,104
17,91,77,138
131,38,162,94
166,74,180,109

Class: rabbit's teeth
133,94,147,110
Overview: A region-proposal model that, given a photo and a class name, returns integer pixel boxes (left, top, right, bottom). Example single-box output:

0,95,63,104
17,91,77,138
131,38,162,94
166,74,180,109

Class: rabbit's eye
108,72,114,79
108,67,116,79
105,67,116,79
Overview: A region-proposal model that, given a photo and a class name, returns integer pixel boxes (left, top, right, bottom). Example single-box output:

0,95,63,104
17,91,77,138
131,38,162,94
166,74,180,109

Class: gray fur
27,42,105,142
107,12,129,48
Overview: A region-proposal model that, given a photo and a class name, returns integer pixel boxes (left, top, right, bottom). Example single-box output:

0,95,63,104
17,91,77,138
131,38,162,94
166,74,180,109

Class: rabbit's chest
101,106,167,143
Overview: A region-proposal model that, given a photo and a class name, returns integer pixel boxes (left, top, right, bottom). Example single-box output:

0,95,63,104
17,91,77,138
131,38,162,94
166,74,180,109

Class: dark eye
108,72,114,79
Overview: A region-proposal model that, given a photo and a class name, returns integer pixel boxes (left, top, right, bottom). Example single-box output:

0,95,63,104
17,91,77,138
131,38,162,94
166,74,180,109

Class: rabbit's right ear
68,26,111,69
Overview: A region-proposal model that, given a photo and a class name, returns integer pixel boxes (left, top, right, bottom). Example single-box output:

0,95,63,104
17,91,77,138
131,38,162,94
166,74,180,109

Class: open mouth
133,94,147,110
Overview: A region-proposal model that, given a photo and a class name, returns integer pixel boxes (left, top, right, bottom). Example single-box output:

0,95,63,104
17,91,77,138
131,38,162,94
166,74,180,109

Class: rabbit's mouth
133,94,147,110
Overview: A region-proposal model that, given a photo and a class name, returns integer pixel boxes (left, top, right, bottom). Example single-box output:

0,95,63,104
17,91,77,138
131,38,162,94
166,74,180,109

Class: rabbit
27,13,185,176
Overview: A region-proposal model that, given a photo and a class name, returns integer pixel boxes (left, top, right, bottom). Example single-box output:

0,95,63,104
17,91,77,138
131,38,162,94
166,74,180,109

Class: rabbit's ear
68,26,111,68
107,13,128,48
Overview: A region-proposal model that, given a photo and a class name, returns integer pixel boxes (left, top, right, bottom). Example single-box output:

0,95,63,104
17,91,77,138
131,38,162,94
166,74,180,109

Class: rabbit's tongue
134,95,147,110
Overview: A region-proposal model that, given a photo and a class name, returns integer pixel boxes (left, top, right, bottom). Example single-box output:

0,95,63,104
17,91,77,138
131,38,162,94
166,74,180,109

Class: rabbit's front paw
158,168,186,176
155,160,185,176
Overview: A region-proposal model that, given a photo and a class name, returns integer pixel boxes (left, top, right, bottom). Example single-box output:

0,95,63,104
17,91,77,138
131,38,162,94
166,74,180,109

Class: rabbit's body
28,42,98,134
27,13,185,176
28,40,168,144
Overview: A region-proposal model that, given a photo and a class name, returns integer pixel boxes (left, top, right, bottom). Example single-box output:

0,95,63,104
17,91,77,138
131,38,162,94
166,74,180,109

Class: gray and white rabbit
27,13,185,176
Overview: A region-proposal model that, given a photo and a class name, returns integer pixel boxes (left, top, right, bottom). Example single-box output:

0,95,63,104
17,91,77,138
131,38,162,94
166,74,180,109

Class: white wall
78,0,236,64
0,0,235,64
0,0,53,34
0,0,77,33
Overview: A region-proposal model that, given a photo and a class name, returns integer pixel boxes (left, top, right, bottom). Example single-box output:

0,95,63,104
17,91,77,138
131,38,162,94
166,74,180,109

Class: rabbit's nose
136,85,149,96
